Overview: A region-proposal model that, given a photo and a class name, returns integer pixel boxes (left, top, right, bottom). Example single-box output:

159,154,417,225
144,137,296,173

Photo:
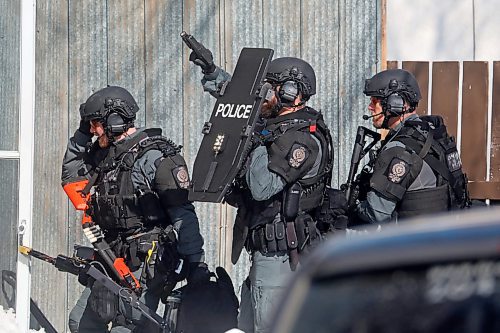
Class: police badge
387,158,409,184
173,166,190,189
288,144,309,168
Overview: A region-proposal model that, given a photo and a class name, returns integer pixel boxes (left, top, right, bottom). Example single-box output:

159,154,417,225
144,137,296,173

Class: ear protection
382,93,405,116
105,112,128,135
278,81,299,102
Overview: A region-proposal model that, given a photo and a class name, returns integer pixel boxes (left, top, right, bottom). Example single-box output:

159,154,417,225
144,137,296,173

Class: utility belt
246,213,320,257
106,226,171,272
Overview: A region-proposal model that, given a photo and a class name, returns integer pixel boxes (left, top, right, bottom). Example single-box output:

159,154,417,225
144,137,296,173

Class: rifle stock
63,178,141,291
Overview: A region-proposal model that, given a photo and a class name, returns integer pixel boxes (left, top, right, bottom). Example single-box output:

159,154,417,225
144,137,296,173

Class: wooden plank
33,1,69,330
144,0,183,144
107,0,146,127
0,0,19,151
491,62,500,182
431,62,459,138
468,181,500,200
402,61,429,115
67,0,108,315
386,60,398,69
461,61,489,182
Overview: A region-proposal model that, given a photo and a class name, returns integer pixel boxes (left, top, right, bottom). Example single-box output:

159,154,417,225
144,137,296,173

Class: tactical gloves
78,119,91,136
189,51,216,75
316,188,349,234
77,103,92,136
328,189,349,217
187,261,211,285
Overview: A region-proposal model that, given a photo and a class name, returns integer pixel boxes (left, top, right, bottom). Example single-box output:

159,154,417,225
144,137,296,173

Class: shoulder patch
288,144,309,168
387,158,409,184
172,166,190,189
446,151,462,172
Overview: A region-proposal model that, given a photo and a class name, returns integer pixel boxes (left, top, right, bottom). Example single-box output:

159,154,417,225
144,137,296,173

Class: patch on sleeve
172,166,190,189
387,158,409,184
446,151,462,172
288,144,309,168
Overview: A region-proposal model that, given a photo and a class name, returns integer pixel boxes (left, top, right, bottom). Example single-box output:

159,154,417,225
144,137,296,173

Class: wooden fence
387,61,500,200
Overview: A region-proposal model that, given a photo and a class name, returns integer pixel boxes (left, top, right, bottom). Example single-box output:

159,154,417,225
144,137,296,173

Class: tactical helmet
363,69,421,108
80,86,139,135
265,57,316,101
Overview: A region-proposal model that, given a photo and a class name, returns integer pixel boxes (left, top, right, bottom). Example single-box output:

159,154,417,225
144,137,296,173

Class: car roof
304,207,500,279
271,208,500,333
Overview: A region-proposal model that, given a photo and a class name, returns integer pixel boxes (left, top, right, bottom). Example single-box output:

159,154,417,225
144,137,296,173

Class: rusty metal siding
0,0,381,330
337,0,382,186
32,1,70,330
0,0,20,151
67,0,109,314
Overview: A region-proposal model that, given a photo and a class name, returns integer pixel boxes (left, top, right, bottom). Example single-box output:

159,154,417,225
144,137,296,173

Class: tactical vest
385,115,470,218
89,128,182,233
244,107,333,229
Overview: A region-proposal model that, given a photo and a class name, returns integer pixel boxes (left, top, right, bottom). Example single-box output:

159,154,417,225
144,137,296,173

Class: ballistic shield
189,47,274,202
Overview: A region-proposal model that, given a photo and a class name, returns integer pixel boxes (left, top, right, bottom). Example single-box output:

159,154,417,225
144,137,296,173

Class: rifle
180,31,216,74
343,126,381,208
19,245,170,332
63,178,141,292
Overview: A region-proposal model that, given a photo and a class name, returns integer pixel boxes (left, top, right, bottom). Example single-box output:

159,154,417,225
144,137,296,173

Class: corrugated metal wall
0,0,382,331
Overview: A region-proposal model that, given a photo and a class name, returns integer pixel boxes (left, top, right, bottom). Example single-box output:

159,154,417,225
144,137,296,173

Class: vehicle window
288,260,500,333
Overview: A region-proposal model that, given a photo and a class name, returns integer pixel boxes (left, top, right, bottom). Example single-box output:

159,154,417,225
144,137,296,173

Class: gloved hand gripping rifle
342,126,381,209
63,177,141,292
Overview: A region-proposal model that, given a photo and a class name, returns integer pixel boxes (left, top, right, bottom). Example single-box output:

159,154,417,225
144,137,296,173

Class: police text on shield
215,103,252,119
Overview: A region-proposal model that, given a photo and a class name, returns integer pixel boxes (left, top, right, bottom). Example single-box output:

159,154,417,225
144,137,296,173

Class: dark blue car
271,208,500,333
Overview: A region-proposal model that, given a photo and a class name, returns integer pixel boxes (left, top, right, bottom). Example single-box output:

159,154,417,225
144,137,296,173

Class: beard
97,134,110,148
260,99,279,119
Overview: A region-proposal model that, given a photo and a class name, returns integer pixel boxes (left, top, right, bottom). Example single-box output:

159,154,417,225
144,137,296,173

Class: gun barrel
19,246,57,265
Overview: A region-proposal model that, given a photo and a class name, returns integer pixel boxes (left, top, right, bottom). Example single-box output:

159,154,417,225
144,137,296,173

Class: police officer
191,54,333,333
61,86,208,333
352,69,469,224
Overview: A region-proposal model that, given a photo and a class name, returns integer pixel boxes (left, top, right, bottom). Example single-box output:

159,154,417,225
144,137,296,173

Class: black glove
187,262,211,285
328,189,348,217
78,119,91,136
88,280,119,322
189,51,216,74
78,103,92,135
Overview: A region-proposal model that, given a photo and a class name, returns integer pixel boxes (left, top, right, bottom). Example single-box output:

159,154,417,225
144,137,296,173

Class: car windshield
287,260,500,333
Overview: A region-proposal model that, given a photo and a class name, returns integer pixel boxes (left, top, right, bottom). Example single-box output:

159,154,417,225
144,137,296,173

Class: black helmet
364,69,421,108
80,86,139,135
265,57,316,101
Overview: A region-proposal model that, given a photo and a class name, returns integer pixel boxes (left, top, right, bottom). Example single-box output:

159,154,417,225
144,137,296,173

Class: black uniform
62,127,205,333
355,114,469,223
